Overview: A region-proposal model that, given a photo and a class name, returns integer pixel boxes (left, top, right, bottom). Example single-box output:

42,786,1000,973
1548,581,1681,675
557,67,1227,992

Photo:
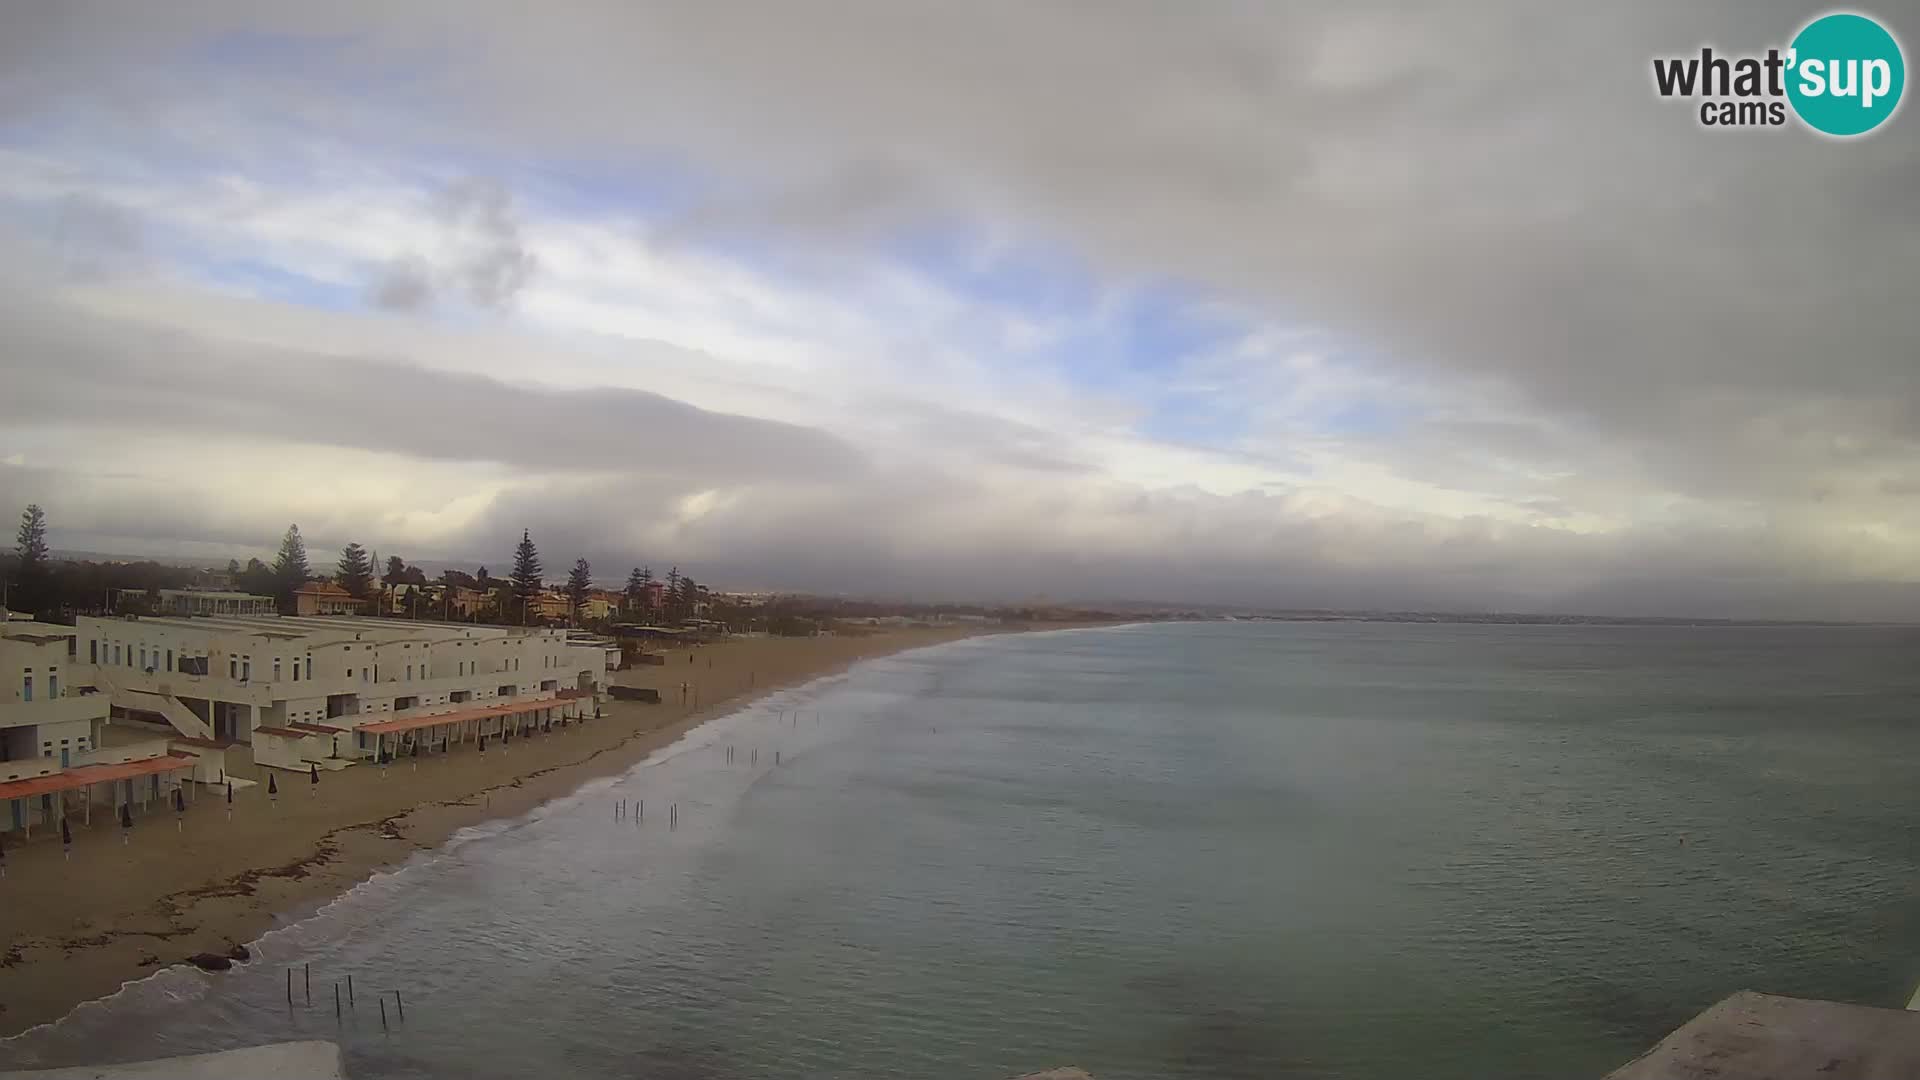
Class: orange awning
356,696,580,737
0,753,196,802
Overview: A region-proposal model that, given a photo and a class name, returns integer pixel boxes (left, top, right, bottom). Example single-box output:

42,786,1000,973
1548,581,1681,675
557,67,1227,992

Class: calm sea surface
4,622,1918,1079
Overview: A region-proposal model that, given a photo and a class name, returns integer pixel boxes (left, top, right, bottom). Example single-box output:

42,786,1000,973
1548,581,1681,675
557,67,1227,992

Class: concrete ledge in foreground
1605,990,1920,1080
0,1041,343,1080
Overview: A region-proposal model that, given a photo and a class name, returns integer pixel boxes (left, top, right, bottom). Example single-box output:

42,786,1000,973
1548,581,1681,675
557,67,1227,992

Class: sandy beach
0,625,1018,1038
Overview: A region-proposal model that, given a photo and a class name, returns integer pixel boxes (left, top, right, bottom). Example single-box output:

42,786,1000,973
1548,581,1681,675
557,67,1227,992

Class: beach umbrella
61,816,72,860
174,787,186,831
478,733,486,753
309,762,319,795
268,773,278,806
119,803,132,844
226,778,233,821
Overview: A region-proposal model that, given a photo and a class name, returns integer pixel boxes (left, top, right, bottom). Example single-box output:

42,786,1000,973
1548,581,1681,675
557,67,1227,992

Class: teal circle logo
1787,12,1905,136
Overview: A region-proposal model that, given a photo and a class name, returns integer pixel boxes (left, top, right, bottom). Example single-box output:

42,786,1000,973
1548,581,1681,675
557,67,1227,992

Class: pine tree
625,566,645,607
567,558,593,622
271,524,310,607
509,530,542,623
664,566,682,621
336,543,374,598
384,555,407,587
11,504,50,614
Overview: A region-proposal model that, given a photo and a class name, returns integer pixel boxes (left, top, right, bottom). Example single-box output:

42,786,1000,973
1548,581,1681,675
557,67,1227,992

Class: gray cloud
0,292,865,482
367,255,434,311
3,2,1919,617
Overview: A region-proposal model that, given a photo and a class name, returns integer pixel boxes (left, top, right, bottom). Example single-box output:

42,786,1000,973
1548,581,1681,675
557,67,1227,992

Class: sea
2,621,1917,1079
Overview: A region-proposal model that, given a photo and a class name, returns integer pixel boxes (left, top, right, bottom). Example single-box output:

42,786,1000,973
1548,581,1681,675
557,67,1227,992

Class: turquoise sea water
4,622,1917,1078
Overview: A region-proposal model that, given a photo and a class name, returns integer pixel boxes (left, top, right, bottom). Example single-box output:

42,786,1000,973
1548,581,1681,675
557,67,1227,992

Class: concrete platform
1605,991,1920,1079
0,1041,341,1079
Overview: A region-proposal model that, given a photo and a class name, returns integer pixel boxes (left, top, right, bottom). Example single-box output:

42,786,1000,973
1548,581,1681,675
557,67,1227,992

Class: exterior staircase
93,669,217,742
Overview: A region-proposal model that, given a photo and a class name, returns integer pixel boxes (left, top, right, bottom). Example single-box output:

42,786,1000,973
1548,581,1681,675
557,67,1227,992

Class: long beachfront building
72,614,609,754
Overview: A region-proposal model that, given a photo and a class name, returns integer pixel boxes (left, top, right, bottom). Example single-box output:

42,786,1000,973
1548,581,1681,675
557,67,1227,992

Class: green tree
509,530,542,623
237,557,275,596
271,524,310,609
336,543,374,598
11,504,50,614
566,558,593,623
384,555,407,587
624,566,650,618
677,575,699,620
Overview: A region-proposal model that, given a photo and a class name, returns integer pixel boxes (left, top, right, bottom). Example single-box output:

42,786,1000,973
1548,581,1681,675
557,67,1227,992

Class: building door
60,747,69,768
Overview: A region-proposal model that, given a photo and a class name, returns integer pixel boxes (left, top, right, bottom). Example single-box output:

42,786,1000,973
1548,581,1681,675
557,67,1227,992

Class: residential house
294,582,364,616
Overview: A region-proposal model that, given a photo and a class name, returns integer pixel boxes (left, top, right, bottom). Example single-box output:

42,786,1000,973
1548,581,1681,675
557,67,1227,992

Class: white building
1,621,106,774
2,621,198,833
119,589,278,618
71,614,607,766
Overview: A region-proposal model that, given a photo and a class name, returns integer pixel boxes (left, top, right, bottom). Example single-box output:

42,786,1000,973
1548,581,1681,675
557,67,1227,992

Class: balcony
0,693,111,730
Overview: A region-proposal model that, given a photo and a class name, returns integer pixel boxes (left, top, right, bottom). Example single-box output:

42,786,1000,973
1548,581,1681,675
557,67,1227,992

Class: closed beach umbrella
478,733,486,753
61,817,72,858
268,774,278,803
226,779,233,803
310,762,320,789
120,803,132,844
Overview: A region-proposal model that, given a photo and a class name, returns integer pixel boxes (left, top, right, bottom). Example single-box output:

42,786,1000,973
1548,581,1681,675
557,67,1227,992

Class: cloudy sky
1,2,1917,617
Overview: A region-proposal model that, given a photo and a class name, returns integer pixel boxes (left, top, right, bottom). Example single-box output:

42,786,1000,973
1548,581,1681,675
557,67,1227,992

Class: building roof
0,752,196,802
355,693,587,737
294,581,357,598
0,621,79,643
253,726,315,738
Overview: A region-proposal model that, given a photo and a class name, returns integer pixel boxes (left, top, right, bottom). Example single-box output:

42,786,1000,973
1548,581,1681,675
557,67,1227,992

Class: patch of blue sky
184,256,362,311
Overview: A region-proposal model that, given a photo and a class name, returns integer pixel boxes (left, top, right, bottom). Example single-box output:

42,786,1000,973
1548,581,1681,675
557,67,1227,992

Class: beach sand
0,626,1018,1037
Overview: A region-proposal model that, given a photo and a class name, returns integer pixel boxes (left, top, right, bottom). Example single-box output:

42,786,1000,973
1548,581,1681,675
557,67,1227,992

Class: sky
1,2,1918,618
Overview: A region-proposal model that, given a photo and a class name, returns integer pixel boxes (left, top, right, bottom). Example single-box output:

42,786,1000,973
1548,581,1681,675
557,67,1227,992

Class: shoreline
0,624,1089,1039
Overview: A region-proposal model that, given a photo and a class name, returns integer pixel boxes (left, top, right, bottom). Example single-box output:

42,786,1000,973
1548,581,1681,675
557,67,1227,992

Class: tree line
5,505,718,629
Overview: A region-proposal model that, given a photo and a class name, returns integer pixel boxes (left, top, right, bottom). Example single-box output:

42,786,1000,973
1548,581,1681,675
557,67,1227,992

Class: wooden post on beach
638,799,643,821
305,962,311,1004
286,968,292,1006
348,972,355,1006
379,997,388,1032
334,982,341,1019
395,990,404,1020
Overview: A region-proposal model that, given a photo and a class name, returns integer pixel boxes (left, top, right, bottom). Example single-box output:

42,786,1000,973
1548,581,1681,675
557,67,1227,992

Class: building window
306,657,312,680
274,659,283,681
90,640,99,664
140,647,148,669
49,674,58,698
166,649,174,671
292,660,299,682
114,645,122,666
230,658,239,679
243,660,251,681
406,665,414,681
21,676,31,703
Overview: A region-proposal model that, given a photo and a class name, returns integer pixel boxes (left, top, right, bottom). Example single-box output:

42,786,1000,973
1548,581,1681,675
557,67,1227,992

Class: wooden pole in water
335,982,341,1019
347,972,355,1005
379,997,388,1032
286,968,292,1005
305,962,311,1004
395,989,405,1020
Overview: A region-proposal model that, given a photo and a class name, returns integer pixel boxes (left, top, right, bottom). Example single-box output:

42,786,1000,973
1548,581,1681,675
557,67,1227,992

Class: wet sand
0,626,1025,1037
